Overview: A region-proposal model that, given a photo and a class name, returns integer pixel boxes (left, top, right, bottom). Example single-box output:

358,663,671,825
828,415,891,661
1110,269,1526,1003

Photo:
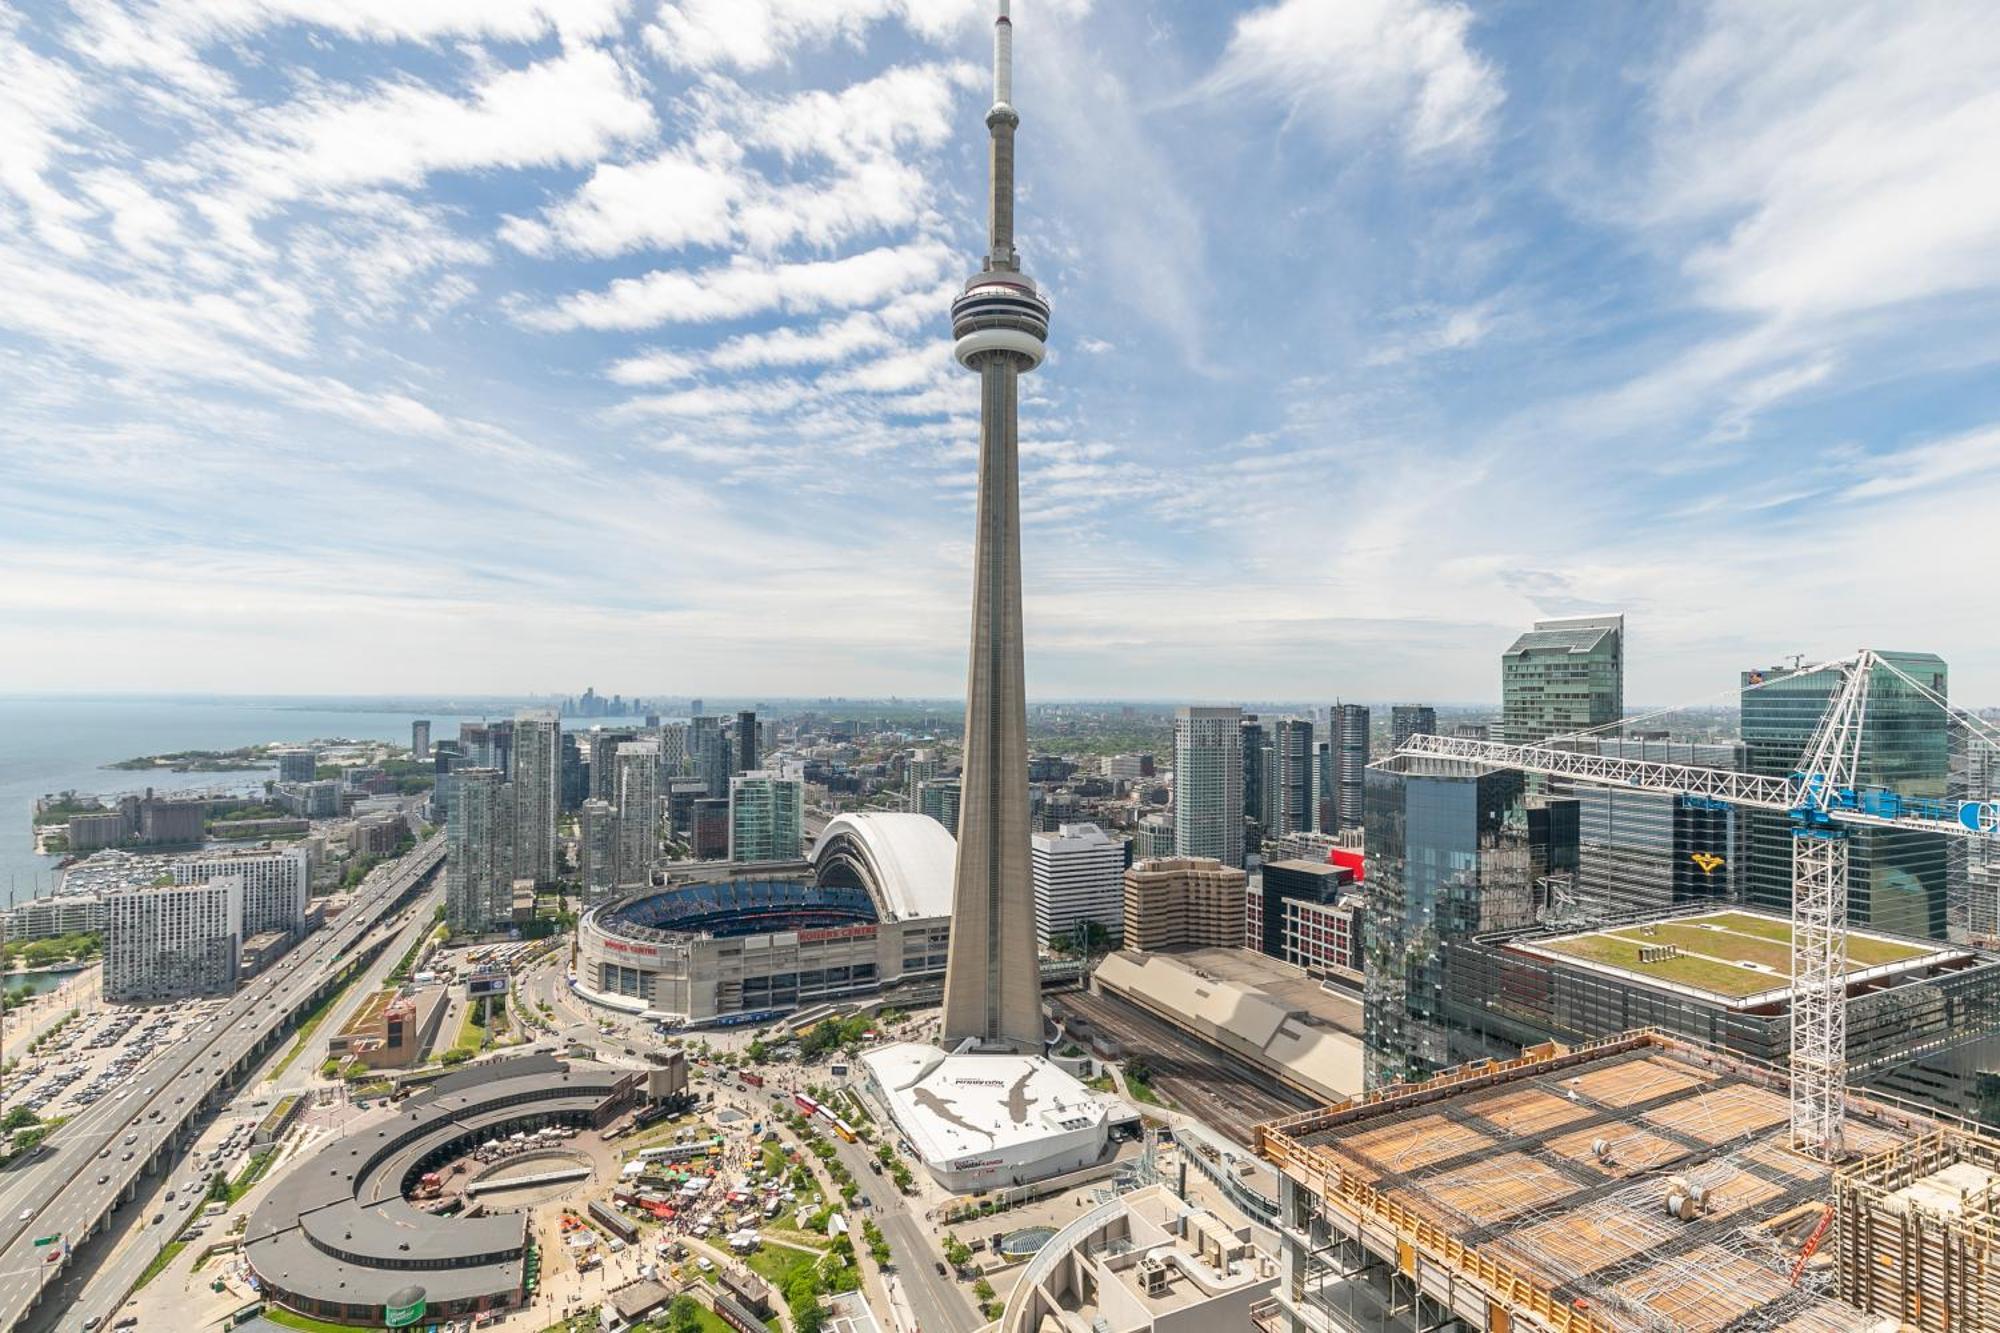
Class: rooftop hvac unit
1138,1257,1170,1297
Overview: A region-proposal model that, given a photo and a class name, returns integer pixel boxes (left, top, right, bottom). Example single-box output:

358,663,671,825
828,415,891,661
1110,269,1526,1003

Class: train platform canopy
860,1043,1126,1193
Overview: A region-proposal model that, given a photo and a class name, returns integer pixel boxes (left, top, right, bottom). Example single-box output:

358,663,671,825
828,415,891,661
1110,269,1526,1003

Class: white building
1031,822,1126,949
860,1042,1126,1192
906,749,940,813
1173,707,1243,868
728,772,804,863
579,798,618,903
2,893,104,940
614,741,662,888
446,767,513,934
103,875,243,1001
173,846,311,938
511,709,561,887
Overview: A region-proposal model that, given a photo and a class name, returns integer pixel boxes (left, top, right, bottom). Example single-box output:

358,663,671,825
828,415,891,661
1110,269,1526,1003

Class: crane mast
1398,651,1998,1161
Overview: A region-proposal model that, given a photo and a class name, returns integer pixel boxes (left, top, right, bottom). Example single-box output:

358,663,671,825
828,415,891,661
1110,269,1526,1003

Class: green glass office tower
1500,615,1624,744
1741,652,1950,939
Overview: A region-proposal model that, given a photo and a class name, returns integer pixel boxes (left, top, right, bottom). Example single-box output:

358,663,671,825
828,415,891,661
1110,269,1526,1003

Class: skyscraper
1741,653,1950,938
939,0,1052,1054
411,719,431,759
446,767,512,934
614,741,661,890
692,715,728,799
1334,703,1370,833
579,797,618,902
1266,718,1313,839
1500,614,1624,745
906,749,940,813
1174,706,1245,869
587,728,637,804
728,772,804,863
511,709,561,887
1240,714,1266,832
1031,822,1126,950
734,709,759,775
1389,705,1436,753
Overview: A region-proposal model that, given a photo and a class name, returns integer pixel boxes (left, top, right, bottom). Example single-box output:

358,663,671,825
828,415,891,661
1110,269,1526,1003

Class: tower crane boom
1397,650,1999,1160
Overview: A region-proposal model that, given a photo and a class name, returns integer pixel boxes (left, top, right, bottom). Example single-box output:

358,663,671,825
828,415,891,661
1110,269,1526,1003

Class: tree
972,1278,995,1303
0,1106,39,1133
942,1233,972,1268
662,1295,703,1333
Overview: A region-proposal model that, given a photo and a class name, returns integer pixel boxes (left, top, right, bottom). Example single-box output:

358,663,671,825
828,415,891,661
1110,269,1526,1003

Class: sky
1,0,1998,707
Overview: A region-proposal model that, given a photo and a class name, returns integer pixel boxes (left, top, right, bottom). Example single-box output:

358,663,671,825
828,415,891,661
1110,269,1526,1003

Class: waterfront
0,695,563,906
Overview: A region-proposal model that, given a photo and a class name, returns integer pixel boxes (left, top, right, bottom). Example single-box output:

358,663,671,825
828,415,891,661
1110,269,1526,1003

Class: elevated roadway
0,836,444,1331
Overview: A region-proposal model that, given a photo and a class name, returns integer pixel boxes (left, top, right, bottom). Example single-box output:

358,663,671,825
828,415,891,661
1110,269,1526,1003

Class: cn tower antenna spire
940,0,1051,1054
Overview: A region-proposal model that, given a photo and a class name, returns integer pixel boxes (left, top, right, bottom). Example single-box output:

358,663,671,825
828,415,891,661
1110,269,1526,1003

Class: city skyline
3,2,1998,705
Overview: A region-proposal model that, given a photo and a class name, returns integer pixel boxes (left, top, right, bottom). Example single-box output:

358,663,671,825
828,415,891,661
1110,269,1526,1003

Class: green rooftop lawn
1695,911,1931,967
1537,933,1781,998
1610,922,1794,972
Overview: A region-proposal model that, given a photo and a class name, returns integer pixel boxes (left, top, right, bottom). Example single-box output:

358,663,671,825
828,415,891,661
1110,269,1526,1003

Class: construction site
1257,1030,2000,1333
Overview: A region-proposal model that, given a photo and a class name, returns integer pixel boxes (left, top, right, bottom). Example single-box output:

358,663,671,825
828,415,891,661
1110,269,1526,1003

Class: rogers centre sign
797,925,877,945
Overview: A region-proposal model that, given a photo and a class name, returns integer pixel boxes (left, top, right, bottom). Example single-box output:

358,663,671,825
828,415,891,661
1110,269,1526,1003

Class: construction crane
1398,650,2000,1161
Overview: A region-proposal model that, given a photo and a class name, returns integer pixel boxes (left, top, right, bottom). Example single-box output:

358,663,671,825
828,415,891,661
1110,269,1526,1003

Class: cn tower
939,0,1051,1054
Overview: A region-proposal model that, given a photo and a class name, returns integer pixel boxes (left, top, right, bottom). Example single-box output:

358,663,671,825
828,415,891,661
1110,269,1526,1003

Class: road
33,881,445,1333
820,1118,981,1333
0,836,444,1332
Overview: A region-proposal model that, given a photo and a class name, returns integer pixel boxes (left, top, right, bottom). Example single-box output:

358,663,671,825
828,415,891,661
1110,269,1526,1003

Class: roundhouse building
245,1055,642,1327
573,812,955,1024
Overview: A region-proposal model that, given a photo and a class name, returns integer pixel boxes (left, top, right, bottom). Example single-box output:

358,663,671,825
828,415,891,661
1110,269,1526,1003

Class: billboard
385,1294,427,1327
466,971,510,998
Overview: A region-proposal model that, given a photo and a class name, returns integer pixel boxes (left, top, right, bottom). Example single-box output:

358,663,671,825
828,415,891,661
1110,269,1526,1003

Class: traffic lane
824,1136,981,1333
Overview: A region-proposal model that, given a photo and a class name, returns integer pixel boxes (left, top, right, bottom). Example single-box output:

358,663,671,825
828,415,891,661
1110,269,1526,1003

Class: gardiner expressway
0,835,444,1331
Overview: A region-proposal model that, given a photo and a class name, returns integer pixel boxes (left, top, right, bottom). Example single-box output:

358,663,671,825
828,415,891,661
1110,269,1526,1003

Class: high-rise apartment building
727,772,804,863
1031,822,1126,949
1741,653,1950,938
579,798,618,902
560,733,588,812
274,747,317,784
1389,705,1436,753
1332,704,1370,833
1500,614,1624,745
905,749,940,813
1122,857,1248,953
734,709,759,775
1174,707,1245,868
917,778,961,832
1265,719,1314,839
1362,758,1532,1086
657,722,689,780
103,875,243,1001
614,741,662,888
173,846,311,938
510,709,561,887
411,720,431,759
445,767,512,934
692,715,728,799
587,729,637,804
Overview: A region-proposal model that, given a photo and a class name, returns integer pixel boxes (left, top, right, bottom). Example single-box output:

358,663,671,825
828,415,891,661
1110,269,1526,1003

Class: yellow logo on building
1691,853,1725,876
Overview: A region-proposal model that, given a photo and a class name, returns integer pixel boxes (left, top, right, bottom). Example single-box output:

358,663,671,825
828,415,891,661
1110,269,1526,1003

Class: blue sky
2,0,1998,705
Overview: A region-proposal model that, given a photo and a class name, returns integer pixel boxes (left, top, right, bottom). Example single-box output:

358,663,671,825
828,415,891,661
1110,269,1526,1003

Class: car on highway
96,1175,108,1185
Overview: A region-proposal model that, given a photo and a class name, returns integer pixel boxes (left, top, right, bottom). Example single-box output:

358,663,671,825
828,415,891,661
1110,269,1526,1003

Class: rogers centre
573,812,956,1024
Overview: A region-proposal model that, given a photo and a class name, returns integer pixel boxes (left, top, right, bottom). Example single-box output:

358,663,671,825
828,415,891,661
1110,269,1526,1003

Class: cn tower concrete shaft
940,1,1051,1054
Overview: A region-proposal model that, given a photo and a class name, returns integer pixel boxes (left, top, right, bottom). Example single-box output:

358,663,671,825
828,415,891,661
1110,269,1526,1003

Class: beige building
1122,857,1247,952
327,986,448,1070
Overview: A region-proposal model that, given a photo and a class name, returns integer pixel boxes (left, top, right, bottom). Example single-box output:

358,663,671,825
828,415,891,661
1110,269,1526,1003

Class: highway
39,879,445,1333
0,836,444,1332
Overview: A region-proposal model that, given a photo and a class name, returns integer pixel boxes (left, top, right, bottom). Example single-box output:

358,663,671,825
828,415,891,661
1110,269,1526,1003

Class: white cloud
1204,0,1502,157
1843,424,2000,502
0,8,96,256
526,241,956,331
606,349,703,386
1647,2,2000,320
645,0,977,72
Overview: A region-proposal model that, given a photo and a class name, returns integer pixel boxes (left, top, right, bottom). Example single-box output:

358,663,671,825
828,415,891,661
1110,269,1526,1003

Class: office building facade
1265,718,1314,839
1031,822,1126,949
411,720,431,759
103,875,243,1002
1362,758,1532,1086
1569,738,1743,917
274,748,317,784
734,709,759,775
727,772,804,863
1174,706,1245,868
1389,704,1437,754
1332,703,1370,833
917,778,961,832
1742,652,1951,938
692,715,728,799
1500,614,1625,745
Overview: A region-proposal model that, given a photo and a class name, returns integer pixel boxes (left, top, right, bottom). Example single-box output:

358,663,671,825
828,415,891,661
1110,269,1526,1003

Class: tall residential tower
939,0,1052,1054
